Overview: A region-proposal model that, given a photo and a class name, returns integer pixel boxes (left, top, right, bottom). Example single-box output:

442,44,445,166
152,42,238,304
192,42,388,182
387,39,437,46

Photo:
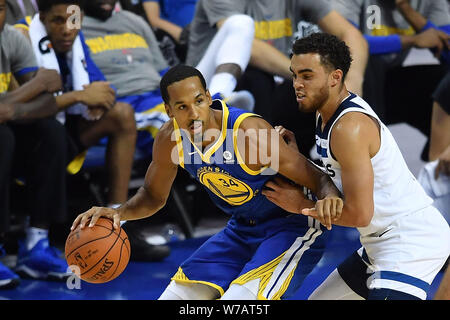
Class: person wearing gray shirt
0,24,37,94
5,0,37,25
186,0,368,158
82,1,171,153
187,0,367,94
82,9,168,98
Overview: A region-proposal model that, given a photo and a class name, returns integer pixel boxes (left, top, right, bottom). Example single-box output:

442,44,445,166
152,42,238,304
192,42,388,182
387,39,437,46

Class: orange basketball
65,217,131,284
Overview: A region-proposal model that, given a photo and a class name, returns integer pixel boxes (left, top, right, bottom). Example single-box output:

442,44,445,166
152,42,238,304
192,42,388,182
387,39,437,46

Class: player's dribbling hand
71,206,122,231
301,197,343,230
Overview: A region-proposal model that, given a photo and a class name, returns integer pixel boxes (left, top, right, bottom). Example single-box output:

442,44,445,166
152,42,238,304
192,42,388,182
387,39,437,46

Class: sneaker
0,262,20,290
15,239,71,281
212,90,255,112
0,245,20,290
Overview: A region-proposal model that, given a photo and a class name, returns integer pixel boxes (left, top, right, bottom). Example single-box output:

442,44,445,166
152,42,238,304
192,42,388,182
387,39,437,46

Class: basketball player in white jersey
262,33,450,300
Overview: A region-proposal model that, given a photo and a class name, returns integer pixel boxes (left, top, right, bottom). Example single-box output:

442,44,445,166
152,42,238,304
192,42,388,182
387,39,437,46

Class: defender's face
40,4,82,53
290,53,331,113
164,76,213,141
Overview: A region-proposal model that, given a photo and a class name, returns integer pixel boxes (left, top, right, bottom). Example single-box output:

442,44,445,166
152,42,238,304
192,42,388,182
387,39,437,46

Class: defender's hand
301,197,344,230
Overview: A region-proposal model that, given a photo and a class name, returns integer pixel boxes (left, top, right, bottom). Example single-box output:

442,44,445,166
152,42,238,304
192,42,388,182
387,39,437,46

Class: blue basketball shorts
171,214,328,300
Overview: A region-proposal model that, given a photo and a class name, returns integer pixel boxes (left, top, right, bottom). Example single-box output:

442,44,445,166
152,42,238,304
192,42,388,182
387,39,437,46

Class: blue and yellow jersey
173,100,287,221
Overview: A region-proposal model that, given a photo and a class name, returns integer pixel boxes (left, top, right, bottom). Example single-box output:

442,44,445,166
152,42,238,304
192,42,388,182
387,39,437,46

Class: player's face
40,4,82,53
0,0,6,33
164,76,213,141
290,53,331,113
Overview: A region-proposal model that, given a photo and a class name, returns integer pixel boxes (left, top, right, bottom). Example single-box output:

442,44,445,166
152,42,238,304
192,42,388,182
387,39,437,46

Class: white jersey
315,93,433,237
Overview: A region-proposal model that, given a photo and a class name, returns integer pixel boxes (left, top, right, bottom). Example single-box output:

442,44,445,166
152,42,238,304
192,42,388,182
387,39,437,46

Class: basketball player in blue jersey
71,64,344,300
264,33,450,300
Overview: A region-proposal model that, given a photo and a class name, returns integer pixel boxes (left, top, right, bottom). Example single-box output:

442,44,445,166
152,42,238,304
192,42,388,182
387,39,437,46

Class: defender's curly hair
291,33,353,79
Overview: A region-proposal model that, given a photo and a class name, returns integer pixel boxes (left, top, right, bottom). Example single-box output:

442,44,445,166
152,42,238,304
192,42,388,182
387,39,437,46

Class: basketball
65,217,131,284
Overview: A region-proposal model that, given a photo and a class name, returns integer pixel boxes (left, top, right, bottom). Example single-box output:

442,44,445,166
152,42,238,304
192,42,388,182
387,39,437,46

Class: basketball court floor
0,124,447,300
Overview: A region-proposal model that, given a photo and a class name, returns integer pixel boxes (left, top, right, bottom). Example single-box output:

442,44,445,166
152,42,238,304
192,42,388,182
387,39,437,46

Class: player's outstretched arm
71,121,179,230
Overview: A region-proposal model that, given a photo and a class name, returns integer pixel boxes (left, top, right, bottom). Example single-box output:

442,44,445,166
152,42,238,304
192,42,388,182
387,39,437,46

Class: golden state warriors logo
198,167,253,206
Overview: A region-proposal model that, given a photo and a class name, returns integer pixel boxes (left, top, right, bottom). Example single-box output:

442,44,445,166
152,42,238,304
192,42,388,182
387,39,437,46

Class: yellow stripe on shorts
230,252,287,300
171,267,225,297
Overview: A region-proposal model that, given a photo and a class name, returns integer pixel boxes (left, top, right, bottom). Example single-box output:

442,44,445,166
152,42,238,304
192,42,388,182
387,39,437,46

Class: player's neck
319,87,350,127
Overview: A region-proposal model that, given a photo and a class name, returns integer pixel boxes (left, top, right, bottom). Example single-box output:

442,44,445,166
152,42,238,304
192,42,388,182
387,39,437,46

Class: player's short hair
160,65,207,104
37,0,85,12
291,33,353,79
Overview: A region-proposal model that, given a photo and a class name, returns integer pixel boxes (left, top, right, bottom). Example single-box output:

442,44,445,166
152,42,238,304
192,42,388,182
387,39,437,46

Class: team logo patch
198,167,253,205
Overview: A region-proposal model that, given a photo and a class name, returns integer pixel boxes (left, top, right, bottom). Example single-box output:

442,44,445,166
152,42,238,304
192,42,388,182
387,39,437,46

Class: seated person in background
18,0,137,211
189,12,256,112
141,0,198,65
186,0,368,157
332,0,450,160
81,0,170,154
82,0,254,143
418,71,450,224
0,0,72,287
5,0,37,25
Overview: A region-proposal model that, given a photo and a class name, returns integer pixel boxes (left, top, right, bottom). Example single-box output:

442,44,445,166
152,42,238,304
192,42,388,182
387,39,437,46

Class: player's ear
330,70,343,88
164,103,174,118
206,89,212,105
